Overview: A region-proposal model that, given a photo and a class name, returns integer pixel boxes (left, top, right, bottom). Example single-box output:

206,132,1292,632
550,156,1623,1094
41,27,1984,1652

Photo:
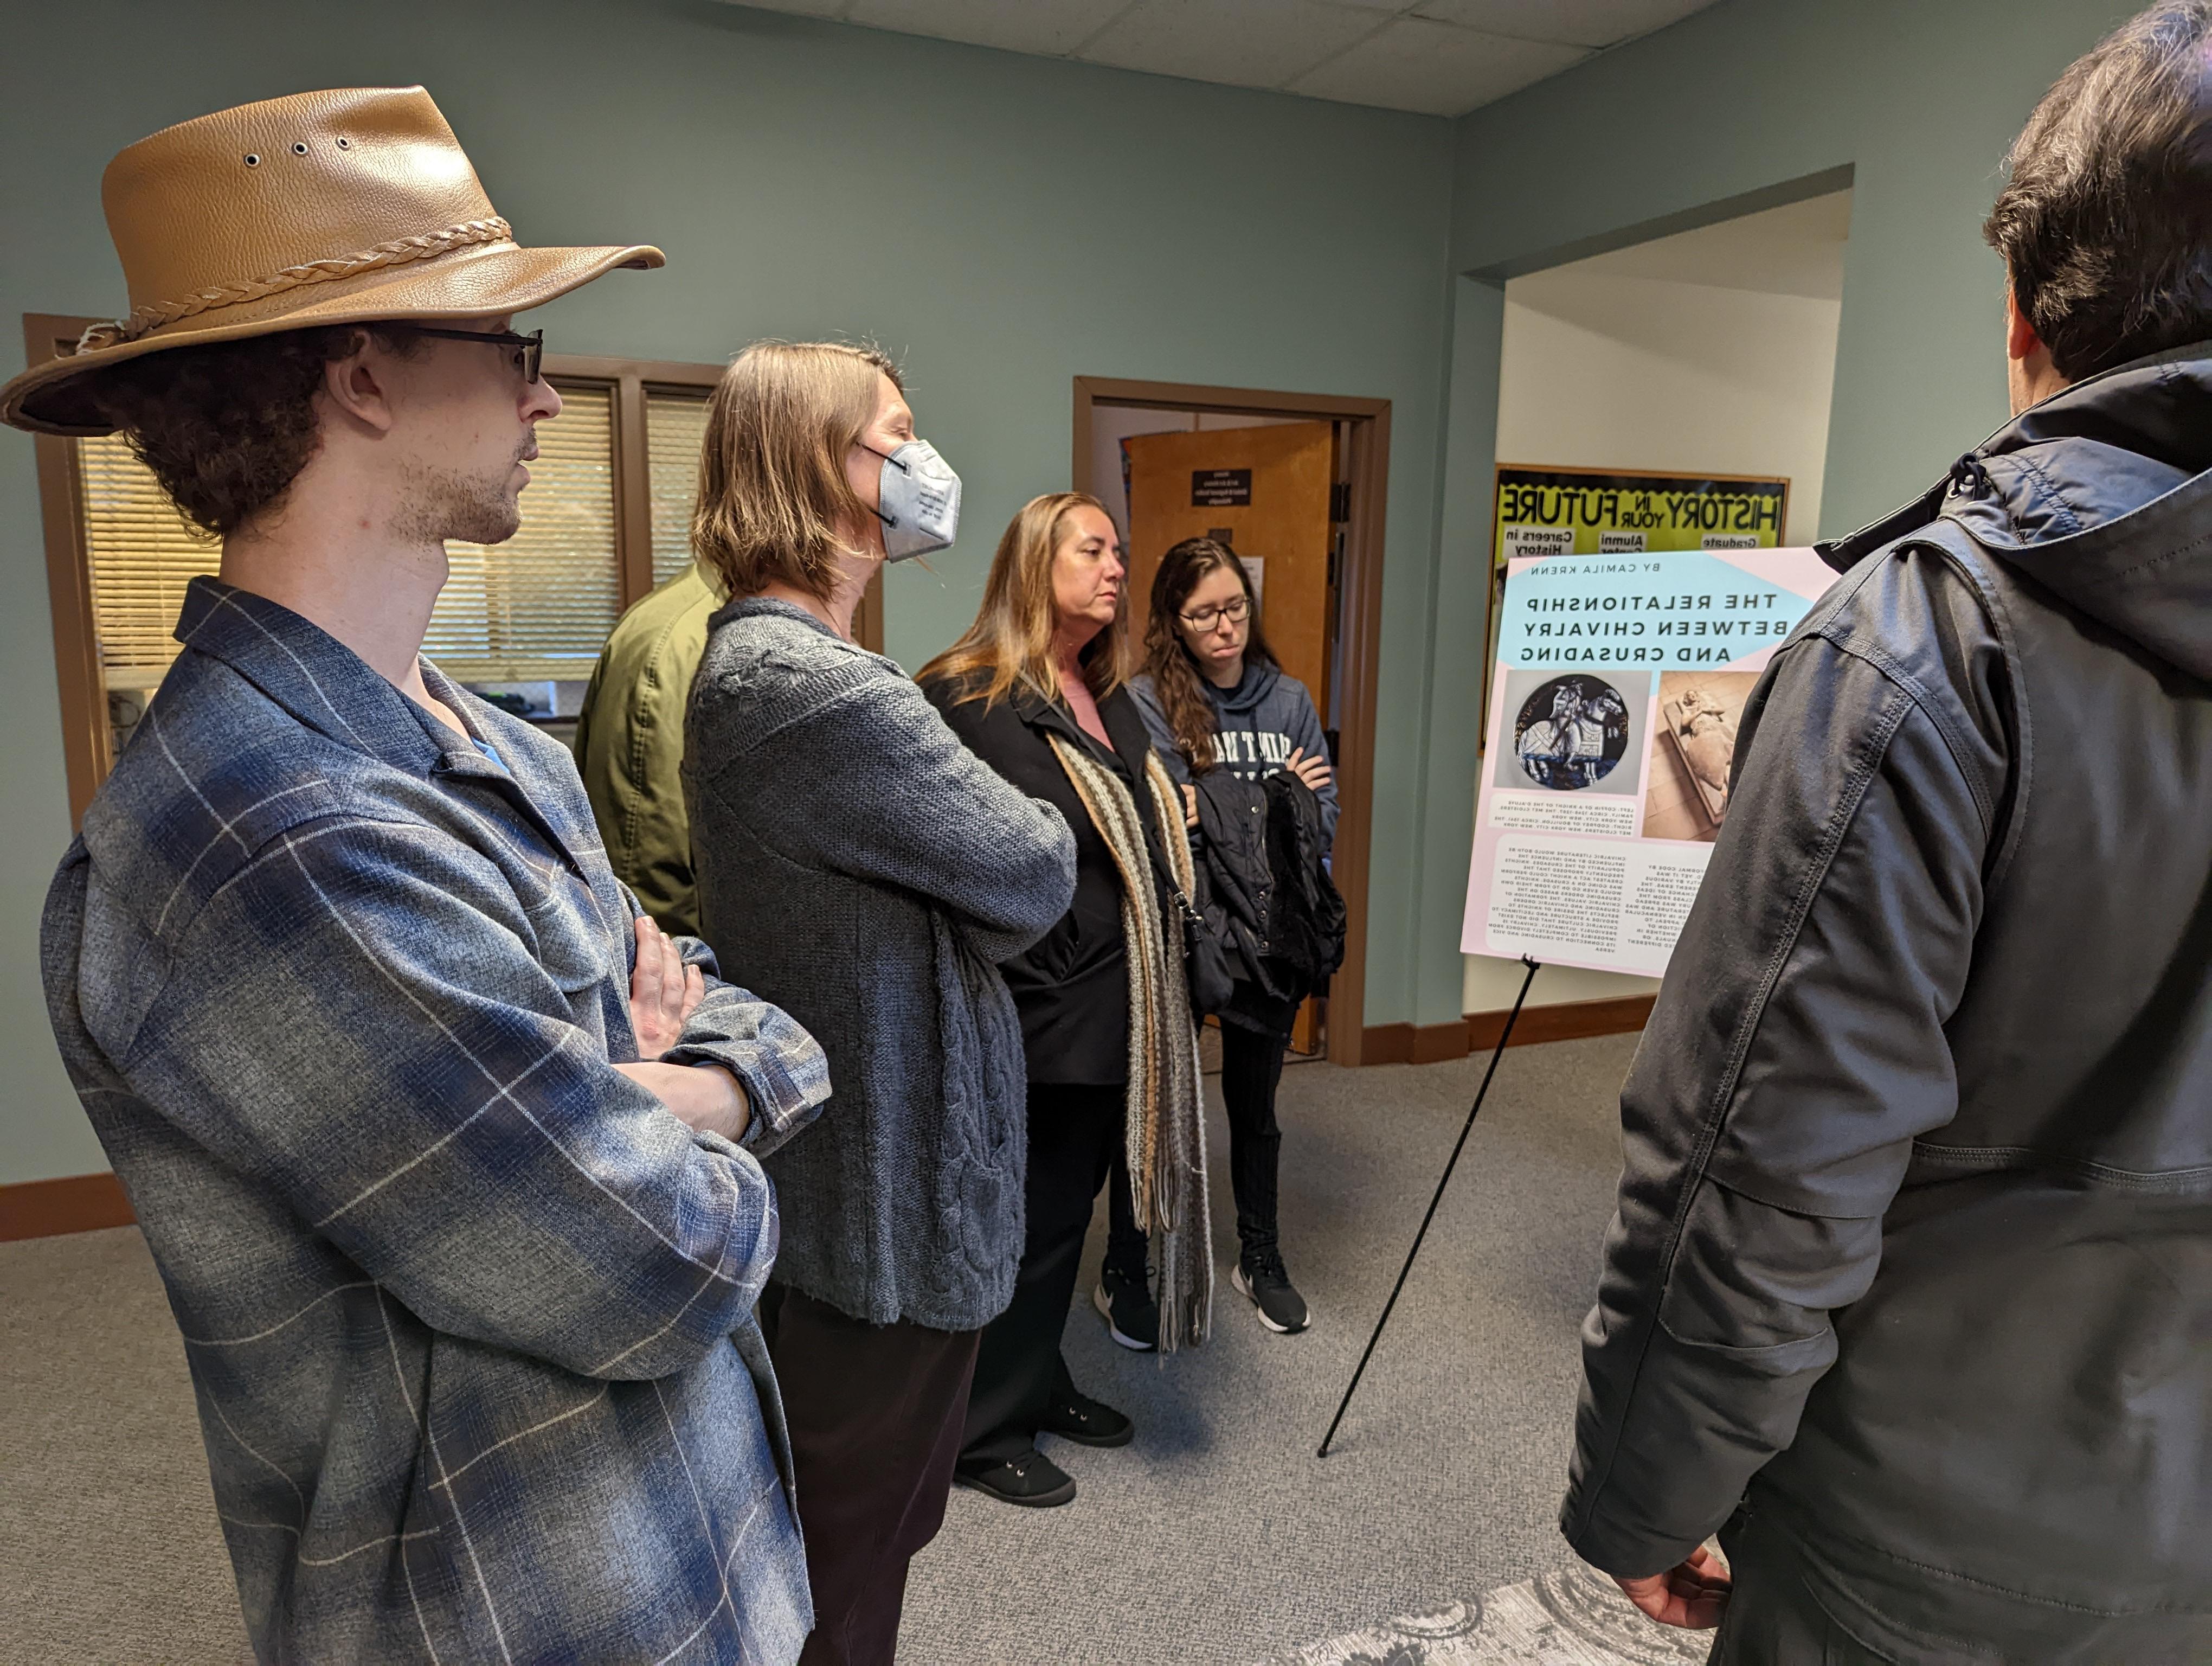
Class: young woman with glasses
1130,537,1338,1334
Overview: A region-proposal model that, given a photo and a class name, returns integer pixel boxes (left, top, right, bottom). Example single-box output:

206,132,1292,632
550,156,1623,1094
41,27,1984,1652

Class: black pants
962,1082,1129,1465
758,1284,980,1666
1220,1019,1291,1260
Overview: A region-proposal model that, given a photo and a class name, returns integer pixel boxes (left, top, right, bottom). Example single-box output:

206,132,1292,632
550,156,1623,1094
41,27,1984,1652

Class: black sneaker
1092,1264,1159,1353
1231,1250,1310,1334
1041,1385,1133,1448
955,1450,1077,1508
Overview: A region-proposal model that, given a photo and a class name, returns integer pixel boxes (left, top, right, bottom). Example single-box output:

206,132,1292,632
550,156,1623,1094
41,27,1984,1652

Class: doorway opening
1073,377,1391,1067
1465,184,1852,1026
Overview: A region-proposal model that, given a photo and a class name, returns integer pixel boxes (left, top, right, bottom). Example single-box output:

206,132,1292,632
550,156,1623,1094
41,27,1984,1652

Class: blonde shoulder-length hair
919,492,1131,708
693,339,901,601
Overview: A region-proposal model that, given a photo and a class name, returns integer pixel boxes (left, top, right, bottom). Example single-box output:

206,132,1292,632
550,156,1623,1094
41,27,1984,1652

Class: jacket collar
1009,683,1151,768
1008,683,1166,850
1009,682,1088,747
1817,343,2212,678
170,577,596,875
717,594,834,634
714,592,893,655
1821,339,2212,574
172,576,496,778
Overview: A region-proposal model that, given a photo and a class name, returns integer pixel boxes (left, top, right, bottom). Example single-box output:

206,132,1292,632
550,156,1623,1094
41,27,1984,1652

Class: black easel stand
1316,953,1541,1459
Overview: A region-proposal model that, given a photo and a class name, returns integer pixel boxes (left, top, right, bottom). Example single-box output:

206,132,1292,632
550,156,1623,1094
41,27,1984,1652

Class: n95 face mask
872,440,961,561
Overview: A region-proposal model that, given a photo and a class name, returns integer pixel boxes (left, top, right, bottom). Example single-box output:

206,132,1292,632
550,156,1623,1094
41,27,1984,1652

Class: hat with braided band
2,86,664,434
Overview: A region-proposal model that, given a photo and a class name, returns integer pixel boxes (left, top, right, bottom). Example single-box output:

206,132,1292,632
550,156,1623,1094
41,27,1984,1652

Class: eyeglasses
405,326,545,383
1179,594,1251,631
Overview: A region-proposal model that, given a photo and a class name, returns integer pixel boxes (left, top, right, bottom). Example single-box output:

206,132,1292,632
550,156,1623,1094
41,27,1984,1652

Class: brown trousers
760,1283,981,1666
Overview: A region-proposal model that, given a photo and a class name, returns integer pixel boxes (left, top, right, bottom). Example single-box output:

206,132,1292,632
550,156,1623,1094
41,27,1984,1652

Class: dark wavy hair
1141,536,1276,773
88,325,423,538
1985,1,2212,379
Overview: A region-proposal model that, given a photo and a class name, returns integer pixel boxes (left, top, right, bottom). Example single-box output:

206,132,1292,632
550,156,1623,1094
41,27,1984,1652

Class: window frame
25,313,107,826
25,318,879,828
537,351,723,613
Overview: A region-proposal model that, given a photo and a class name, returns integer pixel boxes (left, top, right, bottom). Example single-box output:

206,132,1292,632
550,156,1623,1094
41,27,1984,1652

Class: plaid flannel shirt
41,578,831,1665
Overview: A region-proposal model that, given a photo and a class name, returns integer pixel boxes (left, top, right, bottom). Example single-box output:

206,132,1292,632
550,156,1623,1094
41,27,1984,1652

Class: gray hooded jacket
1132,661,1338,848
1563,347,2212,1659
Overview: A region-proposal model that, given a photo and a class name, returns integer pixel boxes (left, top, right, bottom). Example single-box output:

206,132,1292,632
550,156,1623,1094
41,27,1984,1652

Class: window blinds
76,433,221,691
423,381,620,683
74,374,668,728
646,388,711,587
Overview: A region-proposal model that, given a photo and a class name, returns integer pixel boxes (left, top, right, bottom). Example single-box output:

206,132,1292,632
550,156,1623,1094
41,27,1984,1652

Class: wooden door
1124,421,1335,706
1124,421,1336,1053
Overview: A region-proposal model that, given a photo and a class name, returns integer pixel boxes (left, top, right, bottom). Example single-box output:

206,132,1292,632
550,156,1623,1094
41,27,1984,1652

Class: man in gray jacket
1564,7,2212,1658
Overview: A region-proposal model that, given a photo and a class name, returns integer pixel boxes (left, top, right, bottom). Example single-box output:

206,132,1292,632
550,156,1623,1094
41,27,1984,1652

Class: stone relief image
1643,671,1759,843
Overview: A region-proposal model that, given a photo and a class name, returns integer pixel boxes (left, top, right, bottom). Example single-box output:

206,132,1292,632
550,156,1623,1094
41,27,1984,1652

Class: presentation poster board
1461,546,1842,978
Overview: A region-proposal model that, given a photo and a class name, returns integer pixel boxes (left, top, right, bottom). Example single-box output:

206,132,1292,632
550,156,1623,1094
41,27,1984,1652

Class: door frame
1073,375,1391,1066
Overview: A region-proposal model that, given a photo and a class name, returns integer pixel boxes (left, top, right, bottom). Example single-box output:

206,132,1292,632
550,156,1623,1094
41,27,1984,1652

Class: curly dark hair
88,325,419,537
1141,536,1277,773
1985,1,2212,380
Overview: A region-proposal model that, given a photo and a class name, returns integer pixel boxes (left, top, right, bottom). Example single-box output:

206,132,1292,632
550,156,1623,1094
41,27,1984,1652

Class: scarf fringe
1047,736,1212,1351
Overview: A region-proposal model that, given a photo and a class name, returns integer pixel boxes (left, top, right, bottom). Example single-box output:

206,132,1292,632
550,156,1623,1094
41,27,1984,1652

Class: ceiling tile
1409,0,1715,49
843,0,1131,55
1289,16,1586,114
1078,0,1388,90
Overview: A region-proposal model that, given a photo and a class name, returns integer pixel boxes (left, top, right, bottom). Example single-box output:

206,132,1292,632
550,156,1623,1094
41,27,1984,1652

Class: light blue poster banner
1463,547,1841,978
1496,548,1824,671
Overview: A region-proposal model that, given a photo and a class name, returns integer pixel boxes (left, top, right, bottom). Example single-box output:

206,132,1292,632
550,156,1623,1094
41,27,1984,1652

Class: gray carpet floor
1,1033,1642,1666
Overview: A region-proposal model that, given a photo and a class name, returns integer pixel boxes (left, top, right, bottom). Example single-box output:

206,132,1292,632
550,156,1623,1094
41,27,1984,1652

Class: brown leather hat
1,86,664,435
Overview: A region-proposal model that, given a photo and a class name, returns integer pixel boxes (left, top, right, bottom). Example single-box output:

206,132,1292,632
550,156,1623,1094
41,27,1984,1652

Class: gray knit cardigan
684,599,1076,1331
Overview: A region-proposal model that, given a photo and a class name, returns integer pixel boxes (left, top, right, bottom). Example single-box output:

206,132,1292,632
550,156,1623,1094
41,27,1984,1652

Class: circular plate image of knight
1513,673,1630,791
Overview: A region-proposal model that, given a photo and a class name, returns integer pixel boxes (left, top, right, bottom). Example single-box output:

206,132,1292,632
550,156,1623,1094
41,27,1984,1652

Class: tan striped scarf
1046,735,1212,1351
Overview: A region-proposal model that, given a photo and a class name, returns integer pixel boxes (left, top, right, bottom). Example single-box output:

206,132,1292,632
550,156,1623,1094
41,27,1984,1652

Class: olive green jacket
575,561,722,938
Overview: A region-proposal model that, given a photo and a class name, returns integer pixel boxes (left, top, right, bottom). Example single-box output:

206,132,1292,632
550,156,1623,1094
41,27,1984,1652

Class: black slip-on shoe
955,1450,1077,1508
1041,1387,1133,1448
1092,1265,1159,1353
1231,1252,1311,1335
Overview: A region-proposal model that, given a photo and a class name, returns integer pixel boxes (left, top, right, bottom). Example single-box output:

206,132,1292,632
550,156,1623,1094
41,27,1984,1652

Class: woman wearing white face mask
684,342,1076,1666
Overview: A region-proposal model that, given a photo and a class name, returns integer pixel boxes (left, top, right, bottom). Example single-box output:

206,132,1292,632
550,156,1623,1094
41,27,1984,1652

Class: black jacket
1564,347,2212,1659
924,678,1172,1085
1190,769,1345,1032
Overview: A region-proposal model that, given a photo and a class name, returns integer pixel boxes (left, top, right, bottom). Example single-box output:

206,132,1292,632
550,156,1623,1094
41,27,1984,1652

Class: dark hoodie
1563,347,2212,1659
1130,661,1339,848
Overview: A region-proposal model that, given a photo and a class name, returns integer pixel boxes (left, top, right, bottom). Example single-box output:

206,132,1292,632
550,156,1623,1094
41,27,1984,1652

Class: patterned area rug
1260,1567,1714,1666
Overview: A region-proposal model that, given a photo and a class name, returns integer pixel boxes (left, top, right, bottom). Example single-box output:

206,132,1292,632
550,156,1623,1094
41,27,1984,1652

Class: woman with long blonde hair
684,342,1076,1662
919,493,1210,1508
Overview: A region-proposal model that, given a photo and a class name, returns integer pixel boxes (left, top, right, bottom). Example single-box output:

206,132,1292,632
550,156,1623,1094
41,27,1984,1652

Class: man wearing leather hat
11,88,832,1663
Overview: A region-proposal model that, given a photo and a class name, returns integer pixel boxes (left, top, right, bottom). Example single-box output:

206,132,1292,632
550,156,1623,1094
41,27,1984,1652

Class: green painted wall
0,0,1455,1183
1403,0,2137,1027
0,0,2146,1183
